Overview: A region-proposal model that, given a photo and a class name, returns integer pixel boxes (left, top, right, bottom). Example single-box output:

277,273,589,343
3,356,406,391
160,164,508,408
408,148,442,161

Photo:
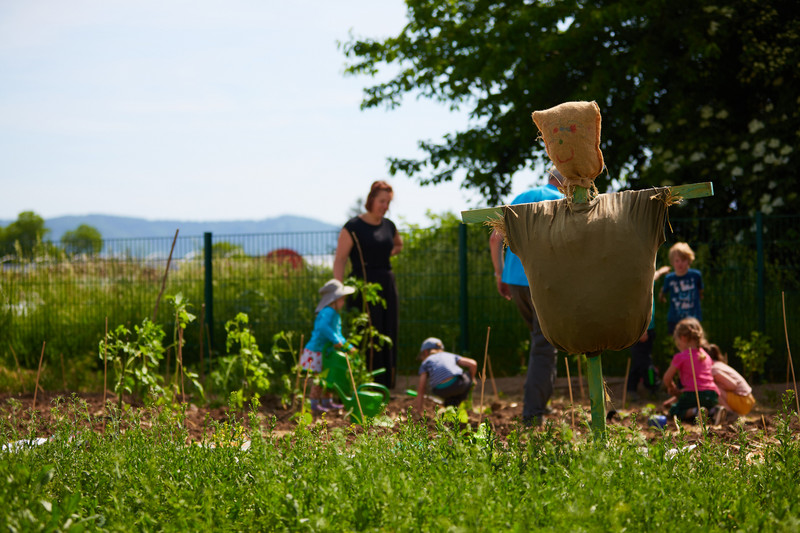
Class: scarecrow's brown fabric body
504,188,670,355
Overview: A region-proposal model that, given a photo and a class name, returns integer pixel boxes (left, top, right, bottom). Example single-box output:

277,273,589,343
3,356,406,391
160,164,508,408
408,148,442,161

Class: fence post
458,224,469,353
204,232,214,370
756,211,765,332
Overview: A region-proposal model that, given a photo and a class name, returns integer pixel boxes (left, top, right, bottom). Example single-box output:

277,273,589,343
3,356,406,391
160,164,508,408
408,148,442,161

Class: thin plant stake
198,303,205,382
350,232,375,370
622,357,631,408
9,343,25,393
152,228,179,322
301,372,309,414
781,291,800,416
487,351,499,399
178,319,186,403
294,334,305,406
688,347,702,420
343,351,365,424
479,327,490,427
103,317,108,412
565,356,575,428
33,341,46,411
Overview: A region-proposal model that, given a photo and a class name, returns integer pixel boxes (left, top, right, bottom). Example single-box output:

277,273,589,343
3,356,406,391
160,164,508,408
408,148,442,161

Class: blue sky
1,1,539,228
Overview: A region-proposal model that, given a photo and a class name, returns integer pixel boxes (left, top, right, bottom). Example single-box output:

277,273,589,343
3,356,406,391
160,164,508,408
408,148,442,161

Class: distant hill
0,214,340,258
0,214,339,241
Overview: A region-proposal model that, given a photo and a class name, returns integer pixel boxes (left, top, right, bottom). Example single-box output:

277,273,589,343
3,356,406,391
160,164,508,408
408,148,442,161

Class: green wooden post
460,182,714,441
571,187,607,441
586,355,606,440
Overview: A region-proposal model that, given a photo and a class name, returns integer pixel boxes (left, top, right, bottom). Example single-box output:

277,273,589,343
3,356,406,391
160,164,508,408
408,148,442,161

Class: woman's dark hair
365,180,393,212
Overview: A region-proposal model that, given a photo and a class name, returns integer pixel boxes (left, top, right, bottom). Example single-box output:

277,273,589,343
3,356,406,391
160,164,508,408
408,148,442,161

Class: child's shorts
725,391,756,416
300,348,322,373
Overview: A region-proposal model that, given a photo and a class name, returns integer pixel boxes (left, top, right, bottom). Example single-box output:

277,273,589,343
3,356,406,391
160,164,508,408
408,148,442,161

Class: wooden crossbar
460,182,714,224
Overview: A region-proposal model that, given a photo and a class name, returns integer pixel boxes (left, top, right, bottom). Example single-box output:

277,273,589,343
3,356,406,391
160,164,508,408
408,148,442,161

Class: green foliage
212,241,246,258
3,398,800,530
342,0,799,219
60,224,102,256
166,293,204,402
0,211,49,257
99,318,166,408
211,313,278,408
733,330,773,382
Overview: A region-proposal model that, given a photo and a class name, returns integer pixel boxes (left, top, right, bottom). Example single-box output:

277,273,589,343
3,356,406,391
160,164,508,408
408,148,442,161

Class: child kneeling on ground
661,317,720,422
414,337,477,413
707,343,756,419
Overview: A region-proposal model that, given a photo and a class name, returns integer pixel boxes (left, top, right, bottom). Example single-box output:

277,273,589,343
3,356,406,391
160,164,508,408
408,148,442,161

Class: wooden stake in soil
479,327,490,427
487,351,499,400
198,303,205,382
781,291,800,416
565,356,575,428
178,319,186,403
622,357,631,408
688,347,702,421
344,351,365,424
152,228,179,322
294,334,305,407
33,341,46,411
103,317,108,412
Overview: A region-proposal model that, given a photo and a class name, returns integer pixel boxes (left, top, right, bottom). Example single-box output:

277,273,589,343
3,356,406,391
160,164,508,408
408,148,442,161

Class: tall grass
1,395,799,530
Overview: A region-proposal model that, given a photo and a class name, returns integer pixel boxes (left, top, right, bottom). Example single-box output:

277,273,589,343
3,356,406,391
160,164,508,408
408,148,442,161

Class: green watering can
331,382,391,424
321,349,385,397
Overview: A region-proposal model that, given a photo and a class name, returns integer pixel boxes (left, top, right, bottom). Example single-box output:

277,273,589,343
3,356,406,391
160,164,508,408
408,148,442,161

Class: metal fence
2,213,798,381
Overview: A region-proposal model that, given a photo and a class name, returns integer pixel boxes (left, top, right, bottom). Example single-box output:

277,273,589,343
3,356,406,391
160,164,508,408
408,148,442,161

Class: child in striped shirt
414,337,477,413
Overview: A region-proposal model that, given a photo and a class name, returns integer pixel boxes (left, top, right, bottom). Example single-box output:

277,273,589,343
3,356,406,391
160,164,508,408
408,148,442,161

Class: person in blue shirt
489,169,564,426
659,242,704,334
302,279,355,413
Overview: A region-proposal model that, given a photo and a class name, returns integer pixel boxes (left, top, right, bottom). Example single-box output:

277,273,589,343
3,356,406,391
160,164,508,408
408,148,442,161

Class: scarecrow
462,101,713,438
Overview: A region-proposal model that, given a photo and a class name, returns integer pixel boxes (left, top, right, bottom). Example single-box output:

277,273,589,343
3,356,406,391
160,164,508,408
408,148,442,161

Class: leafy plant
99,318,166,408
733,330,773,382
166,293,204,403
210,312,279,408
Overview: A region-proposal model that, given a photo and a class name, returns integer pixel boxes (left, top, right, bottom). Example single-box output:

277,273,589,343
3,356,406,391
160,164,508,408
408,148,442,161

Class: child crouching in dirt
301,279,354,414
707,343,756,419
414,337,477,413
661,317,720,422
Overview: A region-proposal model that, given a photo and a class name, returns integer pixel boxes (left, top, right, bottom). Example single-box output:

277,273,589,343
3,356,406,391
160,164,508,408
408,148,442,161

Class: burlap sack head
532,101,604,188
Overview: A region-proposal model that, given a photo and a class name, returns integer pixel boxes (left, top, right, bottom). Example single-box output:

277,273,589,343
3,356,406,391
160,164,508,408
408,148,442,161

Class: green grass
2,397,800,531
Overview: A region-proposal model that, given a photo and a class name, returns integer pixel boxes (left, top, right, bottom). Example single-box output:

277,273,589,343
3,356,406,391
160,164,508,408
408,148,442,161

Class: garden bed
3,376,795,445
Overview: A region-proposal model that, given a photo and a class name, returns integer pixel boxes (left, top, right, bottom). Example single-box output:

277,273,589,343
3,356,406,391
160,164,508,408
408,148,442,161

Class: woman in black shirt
333,181,403,388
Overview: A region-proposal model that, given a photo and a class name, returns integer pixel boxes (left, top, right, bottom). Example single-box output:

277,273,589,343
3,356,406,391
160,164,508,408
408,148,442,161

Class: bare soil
2,376,797,445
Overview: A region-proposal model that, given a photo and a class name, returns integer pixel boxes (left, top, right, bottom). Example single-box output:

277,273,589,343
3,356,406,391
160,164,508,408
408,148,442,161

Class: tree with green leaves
0,211,49,257
61,224,103,257
342,0,798,218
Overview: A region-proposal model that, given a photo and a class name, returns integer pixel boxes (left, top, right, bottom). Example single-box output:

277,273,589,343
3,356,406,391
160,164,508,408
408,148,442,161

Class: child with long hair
661,317,719,421
707,343,756,418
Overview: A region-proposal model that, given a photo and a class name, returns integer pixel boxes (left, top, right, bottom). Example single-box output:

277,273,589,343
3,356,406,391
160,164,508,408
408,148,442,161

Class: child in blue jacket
302,279,354,413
